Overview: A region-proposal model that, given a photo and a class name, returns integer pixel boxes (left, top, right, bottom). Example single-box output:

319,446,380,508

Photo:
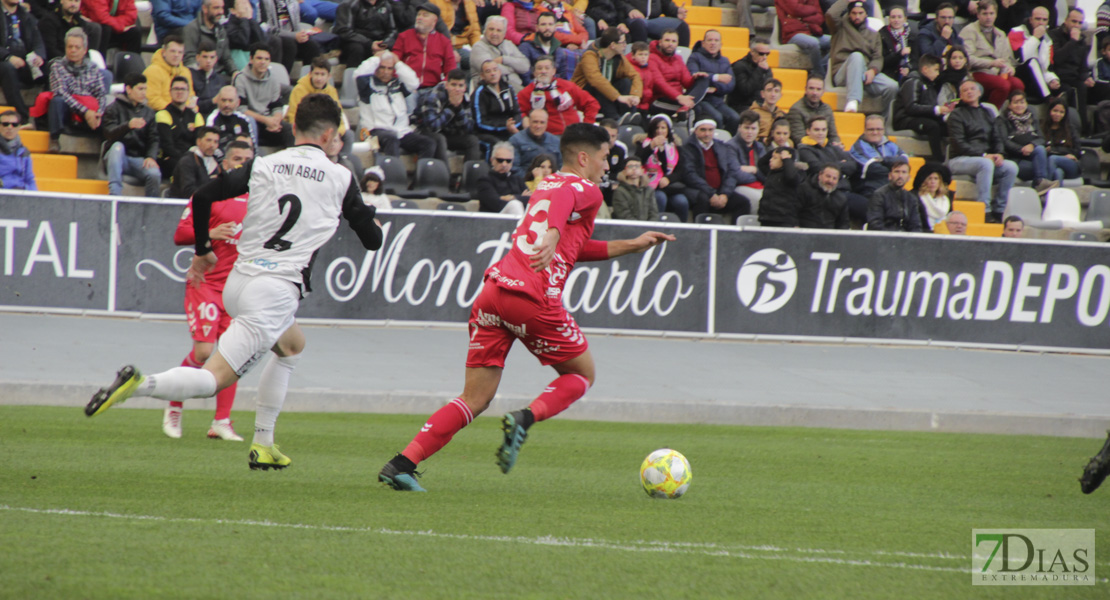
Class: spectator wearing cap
912,161,951,230
395,2,458,93
681,118,752,221
827,0,898,113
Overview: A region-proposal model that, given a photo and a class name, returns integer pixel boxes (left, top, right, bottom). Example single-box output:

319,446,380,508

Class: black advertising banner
715,229,1110,350
115,201,193,314
0,193,112,309
298,213,710,333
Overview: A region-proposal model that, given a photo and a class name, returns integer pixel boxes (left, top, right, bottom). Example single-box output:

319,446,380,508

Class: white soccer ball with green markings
639,449,692,499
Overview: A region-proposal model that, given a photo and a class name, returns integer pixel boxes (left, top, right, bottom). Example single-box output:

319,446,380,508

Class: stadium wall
1,191,1108,354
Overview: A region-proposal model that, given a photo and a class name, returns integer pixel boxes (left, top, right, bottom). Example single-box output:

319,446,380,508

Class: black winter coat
867,182,923,232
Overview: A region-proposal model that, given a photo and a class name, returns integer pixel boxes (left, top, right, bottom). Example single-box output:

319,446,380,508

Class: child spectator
612,157,658,221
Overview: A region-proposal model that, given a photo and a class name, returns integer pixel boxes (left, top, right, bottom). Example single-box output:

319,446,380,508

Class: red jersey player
163,142,254,440
379,123,676,491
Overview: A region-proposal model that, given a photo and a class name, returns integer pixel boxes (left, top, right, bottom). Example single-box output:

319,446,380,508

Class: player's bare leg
248,323,305,470
497,351,596,474
380,367,504,491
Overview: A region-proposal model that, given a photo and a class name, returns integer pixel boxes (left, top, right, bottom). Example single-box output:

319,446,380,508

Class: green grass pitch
1,406,1106,599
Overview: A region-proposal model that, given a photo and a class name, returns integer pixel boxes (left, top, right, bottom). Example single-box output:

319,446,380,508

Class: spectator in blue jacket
687,30,739,135
0,110,37,190
848,113,908,195
509,108,561,179
725,110,765,212
519,12,571,83
151,0,204,41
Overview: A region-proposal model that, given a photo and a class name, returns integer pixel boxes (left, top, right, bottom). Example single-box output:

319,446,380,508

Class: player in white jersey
86,94,384,470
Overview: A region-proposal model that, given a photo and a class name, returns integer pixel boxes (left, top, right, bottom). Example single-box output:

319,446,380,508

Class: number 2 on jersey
263,194,302,251
514,199,550,255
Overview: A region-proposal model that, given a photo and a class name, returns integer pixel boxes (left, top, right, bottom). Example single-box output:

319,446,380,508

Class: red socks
402,398,474,465
529,374,590,422
175,349,236,418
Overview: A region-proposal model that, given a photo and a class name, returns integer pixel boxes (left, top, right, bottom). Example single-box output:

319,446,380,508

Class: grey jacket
183,17,235,76
826,0,883,77
234,68,283,117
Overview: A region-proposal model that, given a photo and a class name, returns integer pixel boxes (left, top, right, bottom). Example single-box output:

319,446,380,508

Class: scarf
642,139,678,187
1006,109,1035,136
0,134,23,156
541,0,565,21
530,79,573,112
513,0,535,10
890,27,910,69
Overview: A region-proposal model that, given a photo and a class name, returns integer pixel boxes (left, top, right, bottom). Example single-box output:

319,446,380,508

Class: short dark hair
533,56,555,72
770,117,790,131
624,157,642,166
820,164,842,177
0,110,18,122
739,110,760,126
310,56,331,72
630,41,650,54
197,39,217,54
919,54,942,69
806,115,828,128
560,123,610,160
936,2,957,13
599,118,619,130
597,27,623,49
890,159,910,171
163,35,184,47
170,75,190,89
227,140,253,153
123,72,146,89
1003,215,1024,226
249,42,271,59
195,125,219,140
1008,88,1027,103
764,78,782,90
751,36,770,46
537,11,556,22
660,29,679,39
447,68,467,82
887,5,905,16
977,0,997,12
294,93,341,137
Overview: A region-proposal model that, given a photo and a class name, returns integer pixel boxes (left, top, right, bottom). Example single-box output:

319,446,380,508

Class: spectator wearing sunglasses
0,110,36,190
729,40,774,113
475,141,528,214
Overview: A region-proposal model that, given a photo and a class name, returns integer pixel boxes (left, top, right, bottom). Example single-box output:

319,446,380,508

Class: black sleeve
191,159,254,255
341,175,383,250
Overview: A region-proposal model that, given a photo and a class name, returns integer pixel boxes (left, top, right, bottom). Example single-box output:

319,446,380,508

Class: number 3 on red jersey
514,199,551,256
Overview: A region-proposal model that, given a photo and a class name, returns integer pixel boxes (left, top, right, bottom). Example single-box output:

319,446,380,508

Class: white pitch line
2,505,1106,577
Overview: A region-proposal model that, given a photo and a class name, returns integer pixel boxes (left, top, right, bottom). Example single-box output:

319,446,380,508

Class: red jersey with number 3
174,194,249,290
485,172,603,306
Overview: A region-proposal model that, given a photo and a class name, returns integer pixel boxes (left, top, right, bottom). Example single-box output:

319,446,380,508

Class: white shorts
217,269,300,378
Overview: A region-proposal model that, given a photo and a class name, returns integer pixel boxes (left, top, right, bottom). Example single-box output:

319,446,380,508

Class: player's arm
173,199,196,246
190,159,254,256
341,175,383,250
578,232,676,262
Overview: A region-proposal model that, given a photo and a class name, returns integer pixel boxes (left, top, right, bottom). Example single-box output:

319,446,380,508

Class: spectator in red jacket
649,32,710,114
394,3,458,92
775,0,829,77
82,0,142,53
628,41,691,113
516,56,599,135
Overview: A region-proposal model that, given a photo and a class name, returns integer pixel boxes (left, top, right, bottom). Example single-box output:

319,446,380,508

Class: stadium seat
776,69,807,92
1042,188,1100,231
21,131,50,153
675,46,692,63
688,25,748,49
1003,187,1053,229
933,220,949,234
618,125,644,148
37,177,110,195
904,156,925,191
414,158,469,201
435,201,469,211
339,68,358,108
951,200,985,224
1080,150,1110,187
657,212,682,222
696,213,725,224
111,51,147,84
737,214,761,227
460,160,488,195
31,154,78,179
1084,190,1110,228
1070,231,1100,242
834,112,865,138
374,156,424,198
390,199,420,209
966,223,1003,237
685,6,724,25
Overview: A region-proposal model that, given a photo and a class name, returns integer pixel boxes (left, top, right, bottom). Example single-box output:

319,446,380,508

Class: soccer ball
639,448,692,499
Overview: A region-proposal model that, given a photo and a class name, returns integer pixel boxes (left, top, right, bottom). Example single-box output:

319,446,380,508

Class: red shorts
466,280,588,368
185,285,232,344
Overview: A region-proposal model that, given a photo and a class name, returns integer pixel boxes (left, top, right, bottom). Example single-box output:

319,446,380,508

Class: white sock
137,367,217,402
252,354,300,447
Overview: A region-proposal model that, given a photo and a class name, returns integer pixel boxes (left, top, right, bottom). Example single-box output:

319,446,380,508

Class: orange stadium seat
952,200,986,224
690,25,748,49
37,178,110,195
775,68,807,91
967,223,1003,237
21,130,50,154
685,6,725,25
834,112,865,138
905,156,925,190
31,154,77,180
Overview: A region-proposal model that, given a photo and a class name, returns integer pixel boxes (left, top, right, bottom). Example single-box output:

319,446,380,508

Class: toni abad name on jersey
271,163,327,182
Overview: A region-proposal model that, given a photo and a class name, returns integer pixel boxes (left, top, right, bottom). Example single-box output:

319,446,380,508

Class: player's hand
210,222,237,240
631,231,675,252
187,252,217,288
529,228,561,272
